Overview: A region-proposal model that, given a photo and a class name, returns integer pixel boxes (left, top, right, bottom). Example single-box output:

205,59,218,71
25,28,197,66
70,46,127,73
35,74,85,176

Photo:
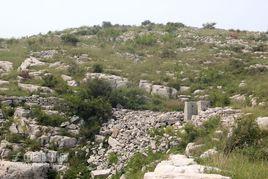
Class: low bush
208,91,230,107
92,63,104,73
109,87,147,110
31,107,67,127
61,34,79,45
108,152,118,165
134,34,156,46
224,117,262,154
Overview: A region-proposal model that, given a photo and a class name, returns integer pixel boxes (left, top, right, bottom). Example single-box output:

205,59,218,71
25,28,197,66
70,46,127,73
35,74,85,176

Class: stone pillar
184,102,198,120
197,100,210,114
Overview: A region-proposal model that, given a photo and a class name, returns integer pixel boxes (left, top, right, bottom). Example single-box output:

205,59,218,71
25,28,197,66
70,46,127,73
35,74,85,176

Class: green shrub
31,107,67,127
208,91,230,107
134,34,156,46
78,97,112,123
225,117,262,154
202,22,216,29
42,74,58,88
81,79,112,98
1,104,15,118
64,150,90,179
92,63,104,73
25,139,41,151
6,133,26,143
61,34,79,45
108,152,118,165
109,87,147,110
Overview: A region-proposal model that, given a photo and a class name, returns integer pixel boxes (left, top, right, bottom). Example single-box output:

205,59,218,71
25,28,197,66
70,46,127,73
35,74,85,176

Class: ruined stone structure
184,101,210,120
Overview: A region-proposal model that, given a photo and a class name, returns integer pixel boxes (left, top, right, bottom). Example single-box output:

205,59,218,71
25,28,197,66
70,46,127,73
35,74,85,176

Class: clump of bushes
31,107,67,127
208,90,230,107
92,63,103,73
61,34,79,45
134,34,156,46
202,22,216,29
224,117,262,153
108,152,118,165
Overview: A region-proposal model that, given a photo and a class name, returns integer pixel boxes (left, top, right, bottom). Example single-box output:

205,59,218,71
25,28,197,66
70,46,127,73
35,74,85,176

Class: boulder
151,85,177,98
256,117,268,132
24,151,47,163
185,143,204,157
59,136,77,148
108,137,122,148
200,148,218,158
0,61,13,74
84,73,128,88
139,80,152,93
91,169,111,179
0,160,50,179
18,57,45,71
18,83,53,93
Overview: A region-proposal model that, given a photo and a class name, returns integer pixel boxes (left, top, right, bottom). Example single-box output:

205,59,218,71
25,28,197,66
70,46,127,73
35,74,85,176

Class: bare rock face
84,73,129,88
0,160,50,179
144,154,230,179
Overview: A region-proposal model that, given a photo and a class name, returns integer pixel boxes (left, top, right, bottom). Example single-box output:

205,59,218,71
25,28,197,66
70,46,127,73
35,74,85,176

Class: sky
0,0,267,38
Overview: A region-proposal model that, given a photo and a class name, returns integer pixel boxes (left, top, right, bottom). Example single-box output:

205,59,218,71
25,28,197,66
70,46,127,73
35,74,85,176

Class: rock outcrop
144,154,230,179
139,80,177,98
0,160,50,179
84,73,129,88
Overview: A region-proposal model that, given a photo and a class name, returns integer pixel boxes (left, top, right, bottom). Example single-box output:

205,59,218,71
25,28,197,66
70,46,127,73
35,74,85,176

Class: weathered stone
59,136,77,148
200,148,218,158
108,137,122,148
84,73,128,88
24,151,47,163
18,57,45,71
256,117,268,132
0,61,13,73
0,161,50,179
91,169,111,179
184,102,197,120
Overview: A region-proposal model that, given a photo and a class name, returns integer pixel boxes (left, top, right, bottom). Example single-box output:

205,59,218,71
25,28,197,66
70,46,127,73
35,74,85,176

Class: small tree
202,22,216,29
102,21,112,28
61,34,79,45
92,63,103,73
141,20,152,26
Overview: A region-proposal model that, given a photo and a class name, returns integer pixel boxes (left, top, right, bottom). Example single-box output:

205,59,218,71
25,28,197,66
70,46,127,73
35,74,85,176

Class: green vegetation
31,107,68,127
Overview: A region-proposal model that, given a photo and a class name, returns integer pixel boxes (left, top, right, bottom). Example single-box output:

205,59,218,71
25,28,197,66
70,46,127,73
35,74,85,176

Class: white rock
256,117,268,132
200,148,218,158
0,160,50,179
18,57,45,71
108,137,122,148
91,169,111,179
0,61,13,74
24,151,47,163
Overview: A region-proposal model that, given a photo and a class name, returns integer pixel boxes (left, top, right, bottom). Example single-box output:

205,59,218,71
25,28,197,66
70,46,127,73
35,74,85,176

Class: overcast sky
1,0,267,38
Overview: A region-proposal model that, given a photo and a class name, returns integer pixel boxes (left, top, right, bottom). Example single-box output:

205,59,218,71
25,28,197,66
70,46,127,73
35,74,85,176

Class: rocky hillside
0,21,267,179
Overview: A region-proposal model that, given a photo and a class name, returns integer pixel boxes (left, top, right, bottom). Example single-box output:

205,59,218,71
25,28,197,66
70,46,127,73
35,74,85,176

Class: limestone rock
18,57,45,71
18,83,53,93
91,169,111,179
256,117,268,132
0,61,13,74
84,73,128,88
0,160,50,179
